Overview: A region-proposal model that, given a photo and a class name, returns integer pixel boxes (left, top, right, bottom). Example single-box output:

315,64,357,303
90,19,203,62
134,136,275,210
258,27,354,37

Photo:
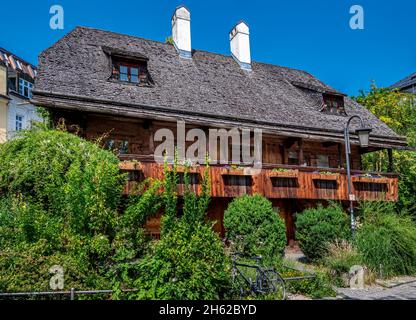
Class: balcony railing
118,155,399,202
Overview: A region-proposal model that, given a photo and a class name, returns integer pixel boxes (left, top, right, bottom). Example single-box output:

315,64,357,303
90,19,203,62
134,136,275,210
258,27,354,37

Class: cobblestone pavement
335,280,416,300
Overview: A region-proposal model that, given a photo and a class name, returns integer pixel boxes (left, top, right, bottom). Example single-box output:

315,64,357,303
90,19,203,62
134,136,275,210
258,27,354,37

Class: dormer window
117,63,141,83
111,56,151,85
322,94,346,116
102,46,152,86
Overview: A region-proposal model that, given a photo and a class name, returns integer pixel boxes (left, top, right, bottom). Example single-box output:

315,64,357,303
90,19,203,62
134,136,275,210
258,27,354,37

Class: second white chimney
229,21,251,70
172,5,192,58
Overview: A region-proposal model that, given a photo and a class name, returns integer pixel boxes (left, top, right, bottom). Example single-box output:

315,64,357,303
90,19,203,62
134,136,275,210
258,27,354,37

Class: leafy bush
0,196,112,293
0,129,126,293
295,203,350,261
355,202,416,277
134,219,230,299
224,194,286,260
0,129,125,235
113,179,162,262
133,159,230,300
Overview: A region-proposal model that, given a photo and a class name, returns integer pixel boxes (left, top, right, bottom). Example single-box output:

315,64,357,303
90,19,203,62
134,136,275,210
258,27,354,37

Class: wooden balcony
118,156,399,202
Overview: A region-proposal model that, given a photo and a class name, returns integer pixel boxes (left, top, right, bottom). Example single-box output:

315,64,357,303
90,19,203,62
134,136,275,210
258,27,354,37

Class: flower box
352,176,390,184
118,161,143,171
220,168,254,176
311,173,340,182
268,169,299,178
175,165,201,174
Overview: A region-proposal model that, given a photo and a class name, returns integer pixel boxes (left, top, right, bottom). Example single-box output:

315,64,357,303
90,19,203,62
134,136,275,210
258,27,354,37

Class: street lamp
344,115,372,236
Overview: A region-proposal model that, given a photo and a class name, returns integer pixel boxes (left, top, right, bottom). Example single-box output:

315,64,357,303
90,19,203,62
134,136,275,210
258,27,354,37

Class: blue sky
1,0,415,96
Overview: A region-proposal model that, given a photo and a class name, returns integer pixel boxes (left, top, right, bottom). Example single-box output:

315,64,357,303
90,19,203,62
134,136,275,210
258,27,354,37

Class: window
8,77,17,92
104,139,115,150
119,140,129,154
322,94,346,116
18,78,33,98
103,139,130,154
288,151,299,165
120,65,128,82
316,155,330,168
223,175,252,187
112,57,149,84
15,115,24,131
178,173,200,185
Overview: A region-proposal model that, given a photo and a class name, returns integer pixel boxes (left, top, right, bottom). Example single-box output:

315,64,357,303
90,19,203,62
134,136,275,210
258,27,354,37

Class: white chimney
229,21,251,70
172,5,192,58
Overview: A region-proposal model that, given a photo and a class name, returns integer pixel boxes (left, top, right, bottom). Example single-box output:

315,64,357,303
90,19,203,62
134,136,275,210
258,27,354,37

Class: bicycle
231,252,286,300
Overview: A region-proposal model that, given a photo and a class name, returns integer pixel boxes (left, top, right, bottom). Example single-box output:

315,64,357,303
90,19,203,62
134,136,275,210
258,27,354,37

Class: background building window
18,78,33,98
15,115,24,131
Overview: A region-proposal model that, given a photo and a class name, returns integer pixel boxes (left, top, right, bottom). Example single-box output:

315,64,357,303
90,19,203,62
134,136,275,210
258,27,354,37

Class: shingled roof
32,26,408,150
391,72,416,94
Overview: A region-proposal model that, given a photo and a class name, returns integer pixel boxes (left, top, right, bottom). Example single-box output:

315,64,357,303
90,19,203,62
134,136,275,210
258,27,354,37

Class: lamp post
344,115,372,236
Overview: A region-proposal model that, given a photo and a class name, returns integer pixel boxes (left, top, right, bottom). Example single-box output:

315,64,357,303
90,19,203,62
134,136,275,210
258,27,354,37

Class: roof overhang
32,90,409,151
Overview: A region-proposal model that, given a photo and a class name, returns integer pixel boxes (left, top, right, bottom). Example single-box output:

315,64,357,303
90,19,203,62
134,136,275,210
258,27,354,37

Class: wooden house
32,6,408,242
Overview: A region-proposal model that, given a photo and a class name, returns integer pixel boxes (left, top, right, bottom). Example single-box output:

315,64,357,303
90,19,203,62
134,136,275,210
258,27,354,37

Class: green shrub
0,196,113,293
224,194,286,260
0,129,126,293
295,203,350,261
132,158,230,300
0,129,125,235
134,220,230,299
355,202,416,277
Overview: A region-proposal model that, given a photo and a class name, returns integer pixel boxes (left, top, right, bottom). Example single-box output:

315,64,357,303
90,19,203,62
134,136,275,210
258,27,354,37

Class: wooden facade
32,25,409,246
52,111,399,242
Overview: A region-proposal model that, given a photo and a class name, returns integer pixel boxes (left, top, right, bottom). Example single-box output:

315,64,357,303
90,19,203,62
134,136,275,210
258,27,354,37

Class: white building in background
0,47,43,142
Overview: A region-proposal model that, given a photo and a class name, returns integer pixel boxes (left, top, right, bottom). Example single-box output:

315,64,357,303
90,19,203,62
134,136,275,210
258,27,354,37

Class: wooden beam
322,141,338,148
279,144,286,165
388,149,394,172
298,139,304,165
148,122,155,154
283,137,299,149
338,143,343,168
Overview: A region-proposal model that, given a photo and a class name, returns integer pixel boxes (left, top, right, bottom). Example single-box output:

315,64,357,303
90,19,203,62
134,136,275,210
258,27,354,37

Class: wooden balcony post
338,143,343,168
388,149,394,172
148,123,155,154
280,144,286,165
298,139,304,166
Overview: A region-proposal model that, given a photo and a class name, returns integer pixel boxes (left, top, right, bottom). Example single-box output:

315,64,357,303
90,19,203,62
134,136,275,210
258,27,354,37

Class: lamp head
356,127,372,148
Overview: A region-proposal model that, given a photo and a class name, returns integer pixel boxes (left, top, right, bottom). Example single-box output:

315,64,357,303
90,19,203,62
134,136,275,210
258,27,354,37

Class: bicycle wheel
260,269,286,300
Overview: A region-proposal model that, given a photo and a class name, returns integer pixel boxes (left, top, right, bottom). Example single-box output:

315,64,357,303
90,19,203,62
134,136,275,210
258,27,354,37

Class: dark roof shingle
33,26,407,149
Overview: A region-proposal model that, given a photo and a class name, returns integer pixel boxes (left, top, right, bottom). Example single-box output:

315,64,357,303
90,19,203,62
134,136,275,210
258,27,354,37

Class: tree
353,83,416,215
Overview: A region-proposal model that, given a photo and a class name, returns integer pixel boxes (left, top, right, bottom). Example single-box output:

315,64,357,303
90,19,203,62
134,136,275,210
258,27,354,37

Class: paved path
335,280,416,300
